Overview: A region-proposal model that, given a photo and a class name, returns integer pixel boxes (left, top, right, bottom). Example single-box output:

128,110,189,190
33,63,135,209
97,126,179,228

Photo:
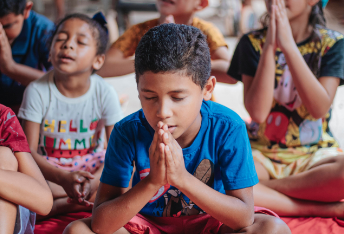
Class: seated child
97,0,236,84
0,0,55,113
18,13,123,218
227,0,344,217
64,24,290,234
0,104,53,234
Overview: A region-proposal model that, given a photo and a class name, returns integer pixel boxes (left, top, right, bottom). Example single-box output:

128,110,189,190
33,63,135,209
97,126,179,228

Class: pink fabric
45,150,105,173
35,216,344,234
282,217,344,234
34,212,92,234
34,207,278,234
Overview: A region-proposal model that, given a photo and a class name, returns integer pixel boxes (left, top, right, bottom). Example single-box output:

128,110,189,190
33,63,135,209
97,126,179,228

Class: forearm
283,45,334,118
211,60,237,84
179,173,254,230
30,150,67,185
0,169,52,215
3,63,45,86
245,45,276,123
92,178,161,234
97,58,135,77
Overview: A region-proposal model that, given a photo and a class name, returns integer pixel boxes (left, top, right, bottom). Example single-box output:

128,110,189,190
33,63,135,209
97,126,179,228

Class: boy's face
0,2,32,44
0,13,25,44
156,0,208,16
138,71,214,148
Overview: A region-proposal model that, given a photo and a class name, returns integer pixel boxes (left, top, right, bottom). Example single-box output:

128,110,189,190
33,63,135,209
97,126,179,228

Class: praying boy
64,24,290,234
0,0,54,112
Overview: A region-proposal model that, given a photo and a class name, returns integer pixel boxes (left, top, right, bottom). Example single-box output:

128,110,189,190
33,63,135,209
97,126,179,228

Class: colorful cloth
227,26,344,168
0,11,54,107
18,70,123,158
45,150,105,173
252,147,343,179
112,17,228,58
101,101,258,217
0,104,30,153
123,207,278,234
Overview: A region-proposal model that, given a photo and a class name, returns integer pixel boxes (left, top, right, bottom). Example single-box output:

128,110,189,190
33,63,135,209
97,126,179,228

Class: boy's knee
63,218,93,234
245,214,291,234
0,146,18,171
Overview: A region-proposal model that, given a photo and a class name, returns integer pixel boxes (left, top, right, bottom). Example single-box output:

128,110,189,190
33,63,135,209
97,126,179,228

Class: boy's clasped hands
147,121,189,189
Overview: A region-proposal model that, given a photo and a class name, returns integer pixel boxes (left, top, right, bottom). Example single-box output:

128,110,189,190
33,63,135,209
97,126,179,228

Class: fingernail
166,145,169,151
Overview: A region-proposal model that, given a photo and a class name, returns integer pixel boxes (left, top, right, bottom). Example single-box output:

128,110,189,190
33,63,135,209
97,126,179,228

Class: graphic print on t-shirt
40,117,103,157
139,159,214,217
244,27,343,148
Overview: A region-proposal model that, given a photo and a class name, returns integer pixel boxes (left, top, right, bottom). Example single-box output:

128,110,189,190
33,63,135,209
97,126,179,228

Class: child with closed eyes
18,13,123,218
227,0,344,218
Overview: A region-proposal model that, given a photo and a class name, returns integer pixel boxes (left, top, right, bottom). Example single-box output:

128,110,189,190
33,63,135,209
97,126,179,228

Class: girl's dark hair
50,13,109,55
260,1,326,77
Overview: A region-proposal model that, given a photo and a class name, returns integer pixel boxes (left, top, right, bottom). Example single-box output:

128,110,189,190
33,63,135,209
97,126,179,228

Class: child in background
227,0,344,217
18,13,123,218
0,104,53,234
0,0,54,113
64,24,290,234
98,0,236,84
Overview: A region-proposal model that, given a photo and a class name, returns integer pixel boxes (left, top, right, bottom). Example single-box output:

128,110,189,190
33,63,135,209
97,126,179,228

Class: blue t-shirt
0,11,54,107
101,101,258,217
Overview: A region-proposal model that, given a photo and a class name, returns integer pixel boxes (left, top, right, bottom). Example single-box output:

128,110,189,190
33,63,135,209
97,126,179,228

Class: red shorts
124,206,278,234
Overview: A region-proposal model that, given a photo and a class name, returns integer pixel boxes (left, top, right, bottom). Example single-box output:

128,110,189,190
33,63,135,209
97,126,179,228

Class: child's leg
63,218,130,234
257,156,344,202
254,157,344,217
254,183,344,217
0,146,19,234
219,213,291,234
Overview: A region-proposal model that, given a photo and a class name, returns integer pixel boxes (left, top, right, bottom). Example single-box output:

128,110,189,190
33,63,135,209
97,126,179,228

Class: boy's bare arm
2,63,45,86
210,47,237,84
0,24,45,85
92,127,168,234
178,174,254,231
0,150,53,215
97,48,134,77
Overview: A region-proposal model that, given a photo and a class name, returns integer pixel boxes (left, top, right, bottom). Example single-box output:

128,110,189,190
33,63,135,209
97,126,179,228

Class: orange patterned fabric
112,17,228,58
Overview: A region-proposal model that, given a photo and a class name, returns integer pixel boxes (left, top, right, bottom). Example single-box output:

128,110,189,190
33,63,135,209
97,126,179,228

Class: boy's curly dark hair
0,0,26,17
135,23,211,89
50,13,108,56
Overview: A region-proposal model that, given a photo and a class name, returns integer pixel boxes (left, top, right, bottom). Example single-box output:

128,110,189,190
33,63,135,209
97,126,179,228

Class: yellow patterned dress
111,17,228,58
228,26,344,179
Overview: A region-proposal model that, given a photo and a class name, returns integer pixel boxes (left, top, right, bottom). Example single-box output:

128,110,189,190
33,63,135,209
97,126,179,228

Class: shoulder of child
28,11,55,30
203,101,245,128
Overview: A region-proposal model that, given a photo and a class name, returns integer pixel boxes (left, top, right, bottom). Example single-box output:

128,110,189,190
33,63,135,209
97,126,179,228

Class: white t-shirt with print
18,70,123,158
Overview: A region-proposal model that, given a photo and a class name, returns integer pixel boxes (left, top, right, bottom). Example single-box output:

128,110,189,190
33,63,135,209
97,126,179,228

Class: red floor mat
35,213,344,234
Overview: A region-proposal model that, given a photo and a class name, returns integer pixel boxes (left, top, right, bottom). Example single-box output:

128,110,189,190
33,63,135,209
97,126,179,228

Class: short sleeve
218,122,258,190
227,34,260,81
320,38,344,85
100,125,134,187
0,106,30,153
17,83,45,123
101,86,124,126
